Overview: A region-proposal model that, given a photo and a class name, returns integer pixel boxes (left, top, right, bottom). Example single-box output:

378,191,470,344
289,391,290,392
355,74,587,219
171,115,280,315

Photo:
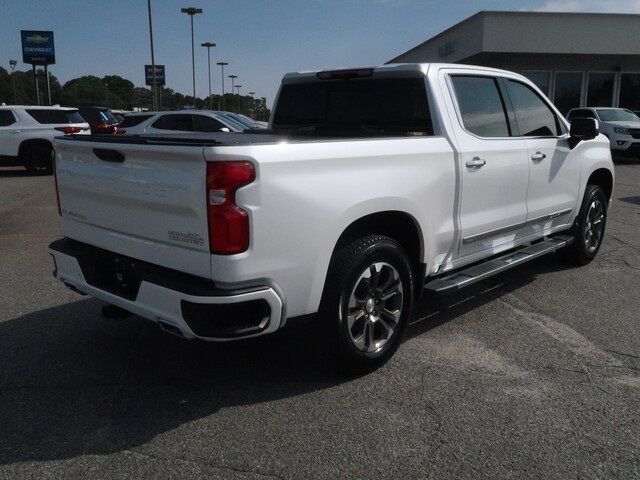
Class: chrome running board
424,236,573,294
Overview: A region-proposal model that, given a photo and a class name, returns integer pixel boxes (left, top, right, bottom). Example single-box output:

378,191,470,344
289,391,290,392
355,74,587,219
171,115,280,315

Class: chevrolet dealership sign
21,30,55,65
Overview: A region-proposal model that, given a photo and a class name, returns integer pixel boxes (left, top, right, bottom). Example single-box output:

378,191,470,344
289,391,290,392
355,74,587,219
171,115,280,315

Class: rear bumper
49,238,284,341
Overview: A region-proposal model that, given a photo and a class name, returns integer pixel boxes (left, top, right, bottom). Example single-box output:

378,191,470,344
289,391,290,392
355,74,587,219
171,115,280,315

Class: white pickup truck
49,63,614,371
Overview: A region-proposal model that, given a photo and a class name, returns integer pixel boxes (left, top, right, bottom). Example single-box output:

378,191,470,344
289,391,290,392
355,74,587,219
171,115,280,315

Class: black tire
321,235,414,373
22,143,53,175
559,184,608,266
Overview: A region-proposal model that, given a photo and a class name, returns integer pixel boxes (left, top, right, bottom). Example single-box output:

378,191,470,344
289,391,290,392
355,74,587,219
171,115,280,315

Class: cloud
532,0,640,12
533,0,580,11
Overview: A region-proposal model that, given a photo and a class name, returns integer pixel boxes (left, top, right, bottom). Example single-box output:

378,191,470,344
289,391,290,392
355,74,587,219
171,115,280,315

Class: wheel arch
587,167,614,203
18,138,53,160
318,210,426,310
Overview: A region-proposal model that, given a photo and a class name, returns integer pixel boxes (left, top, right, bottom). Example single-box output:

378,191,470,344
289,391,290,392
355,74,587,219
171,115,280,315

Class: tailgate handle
93,148,125,163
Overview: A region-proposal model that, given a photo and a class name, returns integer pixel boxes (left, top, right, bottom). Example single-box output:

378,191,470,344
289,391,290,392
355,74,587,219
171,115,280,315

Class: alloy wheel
345,262,404,353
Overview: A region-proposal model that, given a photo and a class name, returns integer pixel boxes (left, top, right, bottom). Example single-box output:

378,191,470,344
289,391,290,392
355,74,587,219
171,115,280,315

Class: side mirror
570,117,599,142
220,127,231,133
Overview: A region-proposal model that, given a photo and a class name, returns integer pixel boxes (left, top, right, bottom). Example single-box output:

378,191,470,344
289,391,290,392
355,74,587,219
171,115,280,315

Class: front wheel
559,184,608,265
321,235,414,373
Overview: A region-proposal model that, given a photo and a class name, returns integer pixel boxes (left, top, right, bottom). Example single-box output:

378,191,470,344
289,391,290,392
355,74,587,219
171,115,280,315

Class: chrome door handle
531,151,546,161
9,130,20,134
466,157,486,169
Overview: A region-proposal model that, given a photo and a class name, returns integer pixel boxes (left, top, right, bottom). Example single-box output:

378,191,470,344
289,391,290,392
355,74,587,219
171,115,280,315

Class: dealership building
388,11,640,115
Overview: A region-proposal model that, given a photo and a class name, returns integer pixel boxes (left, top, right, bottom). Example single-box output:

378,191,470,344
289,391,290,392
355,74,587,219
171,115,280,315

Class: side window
192,115,226,132
504,80,560,137
0,110,16,127
152,114,193,131
451,76,510,137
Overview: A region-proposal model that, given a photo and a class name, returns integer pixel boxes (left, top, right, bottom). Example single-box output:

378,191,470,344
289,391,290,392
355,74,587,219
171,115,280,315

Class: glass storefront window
586,72,615,107
619,74,640,112
523,71,551,96
554,72,583,115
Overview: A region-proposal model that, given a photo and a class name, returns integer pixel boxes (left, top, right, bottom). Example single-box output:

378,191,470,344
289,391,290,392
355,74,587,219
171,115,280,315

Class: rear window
151,114,193,131
272,77,433,137
26,109,85,125
119,114,154,128
79,108,118,124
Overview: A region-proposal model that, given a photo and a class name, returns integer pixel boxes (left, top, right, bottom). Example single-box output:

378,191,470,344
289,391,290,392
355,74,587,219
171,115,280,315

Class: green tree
61,75,108,107
103,75,134,109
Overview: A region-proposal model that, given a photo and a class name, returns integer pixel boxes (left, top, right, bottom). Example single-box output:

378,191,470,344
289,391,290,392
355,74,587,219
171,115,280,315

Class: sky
2,0,639,106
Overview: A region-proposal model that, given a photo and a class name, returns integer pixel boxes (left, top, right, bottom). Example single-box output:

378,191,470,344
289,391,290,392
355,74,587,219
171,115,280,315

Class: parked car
0,105,89,174
49,64,613,372
567,107,640,158
116,110,241,135
78,106,120,134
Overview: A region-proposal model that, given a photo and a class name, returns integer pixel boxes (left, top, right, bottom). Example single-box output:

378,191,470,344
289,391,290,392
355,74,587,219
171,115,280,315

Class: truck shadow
0,254,567,464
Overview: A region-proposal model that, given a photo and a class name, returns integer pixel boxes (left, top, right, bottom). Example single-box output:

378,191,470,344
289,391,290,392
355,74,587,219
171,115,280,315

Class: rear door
54,137,212,278
501,78,579,228
448,74,530,259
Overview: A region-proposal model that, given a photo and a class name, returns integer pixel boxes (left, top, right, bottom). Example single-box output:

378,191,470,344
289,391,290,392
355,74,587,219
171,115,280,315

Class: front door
448,75,530,259
501,79,580,230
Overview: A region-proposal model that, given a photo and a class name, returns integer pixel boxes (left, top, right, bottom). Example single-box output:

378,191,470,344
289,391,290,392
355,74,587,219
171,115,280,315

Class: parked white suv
567,107,640,159
117,110,243,136
49,64,614,372
0,105,89,174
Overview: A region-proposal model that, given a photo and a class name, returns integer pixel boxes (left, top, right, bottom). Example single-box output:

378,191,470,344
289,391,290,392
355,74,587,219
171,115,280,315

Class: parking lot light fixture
235,85,242,113
201,42,216,110
9,60,18,104
228,74,238,111
217,61,228,110
248,91,256,118
181,7,203,104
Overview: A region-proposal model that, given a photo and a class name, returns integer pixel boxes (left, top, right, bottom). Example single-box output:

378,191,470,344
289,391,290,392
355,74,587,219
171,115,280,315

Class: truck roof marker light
316,68,374,80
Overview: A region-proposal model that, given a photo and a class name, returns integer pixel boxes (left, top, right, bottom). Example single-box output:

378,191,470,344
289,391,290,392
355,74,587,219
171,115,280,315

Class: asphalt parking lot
0,163,639,479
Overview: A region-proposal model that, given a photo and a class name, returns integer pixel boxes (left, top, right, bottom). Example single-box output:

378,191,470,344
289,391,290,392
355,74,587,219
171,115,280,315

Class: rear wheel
559,184,608,265
22,143,53,175
321,235,414,373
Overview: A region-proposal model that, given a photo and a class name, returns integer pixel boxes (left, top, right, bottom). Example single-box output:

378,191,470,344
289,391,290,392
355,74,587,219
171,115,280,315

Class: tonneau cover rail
55,134,220,147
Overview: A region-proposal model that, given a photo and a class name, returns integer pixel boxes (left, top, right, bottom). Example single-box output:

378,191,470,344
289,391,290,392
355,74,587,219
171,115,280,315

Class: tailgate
54,136,212,278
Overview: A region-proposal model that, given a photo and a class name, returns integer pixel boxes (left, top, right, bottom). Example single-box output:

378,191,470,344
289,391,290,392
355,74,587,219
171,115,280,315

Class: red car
78,106,119,134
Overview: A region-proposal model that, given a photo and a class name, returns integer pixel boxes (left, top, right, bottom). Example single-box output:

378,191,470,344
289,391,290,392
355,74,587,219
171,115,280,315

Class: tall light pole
235,85,242,113
216,61,228,110
9,60,17,104
248,91,255,119
181,7,202,105
228,75,237,111
147,0,157,110
201,42,215,110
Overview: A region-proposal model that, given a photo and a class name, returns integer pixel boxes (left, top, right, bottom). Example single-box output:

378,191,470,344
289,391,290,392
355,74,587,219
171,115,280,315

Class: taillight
55,126,84,134
206,161,255,255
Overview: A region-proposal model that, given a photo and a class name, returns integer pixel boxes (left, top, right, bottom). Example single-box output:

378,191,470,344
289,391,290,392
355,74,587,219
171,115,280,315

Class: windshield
227,113,256,128
216,113,246,131
272,77,433,137
596,109,640,122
